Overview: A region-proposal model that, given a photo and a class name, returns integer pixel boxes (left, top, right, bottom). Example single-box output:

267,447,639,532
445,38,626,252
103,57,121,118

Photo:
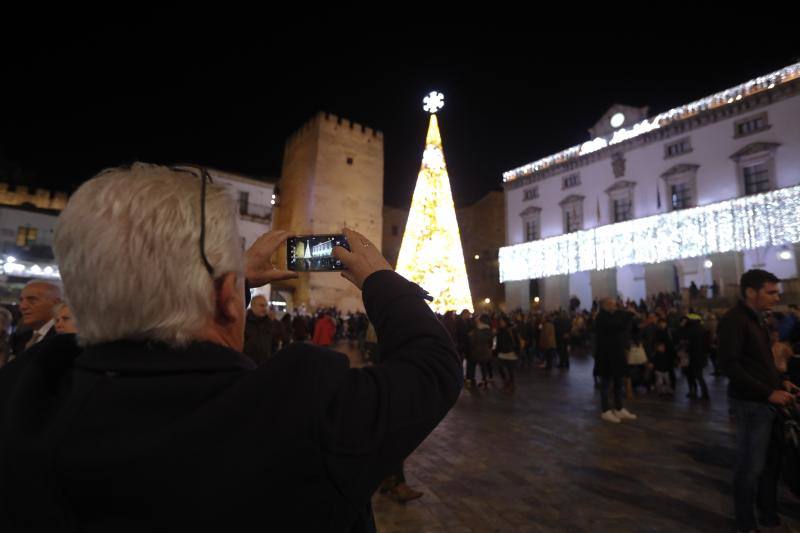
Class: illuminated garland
504,62,800,182
395,110,474,313
499,185,800,281
1,256,60,279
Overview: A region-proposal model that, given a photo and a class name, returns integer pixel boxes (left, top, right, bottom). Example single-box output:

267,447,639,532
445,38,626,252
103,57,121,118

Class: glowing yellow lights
395,113,474,314
534,296,541,303
474,254,480,260
484,298,491,304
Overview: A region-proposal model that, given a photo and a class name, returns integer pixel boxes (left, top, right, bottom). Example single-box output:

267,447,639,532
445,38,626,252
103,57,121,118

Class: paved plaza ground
332,341,800,532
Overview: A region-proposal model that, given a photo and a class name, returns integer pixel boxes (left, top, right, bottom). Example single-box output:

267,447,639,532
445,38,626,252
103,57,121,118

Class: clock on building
610,112,625,129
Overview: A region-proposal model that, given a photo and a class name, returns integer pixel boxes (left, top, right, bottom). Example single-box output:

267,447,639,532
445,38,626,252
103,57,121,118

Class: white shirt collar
34,319,56,339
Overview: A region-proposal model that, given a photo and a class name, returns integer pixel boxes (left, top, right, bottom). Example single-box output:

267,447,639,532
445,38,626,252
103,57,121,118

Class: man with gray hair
9,280,62,358
0,163,461,532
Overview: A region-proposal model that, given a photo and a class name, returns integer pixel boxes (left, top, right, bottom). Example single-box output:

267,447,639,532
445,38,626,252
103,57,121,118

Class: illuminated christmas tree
395,92,474,313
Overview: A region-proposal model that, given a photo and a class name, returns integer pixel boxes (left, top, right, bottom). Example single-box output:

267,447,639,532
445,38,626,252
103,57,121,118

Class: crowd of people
426,290,800,406
241,298,371,365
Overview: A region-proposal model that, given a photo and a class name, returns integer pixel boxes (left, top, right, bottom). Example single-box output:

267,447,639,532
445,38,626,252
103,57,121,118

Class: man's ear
744,287,756,301
215,272,241,324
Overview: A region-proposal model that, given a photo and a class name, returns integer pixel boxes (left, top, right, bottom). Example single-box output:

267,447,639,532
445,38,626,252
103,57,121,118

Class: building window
559,195,584,233
562,174,581,189
605,180,636,224
391,225,399,237
565,209,580,232
523,187,539,201
612,198,633,222
664,137,692,158
731,142,779,197
519,206,542,243
661,164,699,212
743,162,771,195
734,112,770,138
16,226,37,246
347,157,354,165
525,219,539,241
239,191,249,215
670,182,692,210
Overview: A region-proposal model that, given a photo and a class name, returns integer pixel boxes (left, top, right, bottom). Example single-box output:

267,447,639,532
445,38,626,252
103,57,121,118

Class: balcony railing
239,203,272,221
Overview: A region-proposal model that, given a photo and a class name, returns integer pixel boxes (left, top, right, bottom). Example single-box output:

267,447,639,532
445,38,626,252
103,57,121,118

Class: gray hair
54,163,242,347
25,280,62,300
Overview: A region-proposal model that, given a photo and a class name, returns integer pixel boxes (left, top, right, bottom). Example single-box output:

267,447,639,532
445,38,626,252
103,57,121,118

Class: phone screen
287,234,350,272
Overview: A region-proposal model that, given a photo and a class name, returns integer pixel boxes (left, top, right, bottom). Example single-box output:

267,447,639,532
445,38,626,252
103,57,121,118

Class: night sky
2,11,798,208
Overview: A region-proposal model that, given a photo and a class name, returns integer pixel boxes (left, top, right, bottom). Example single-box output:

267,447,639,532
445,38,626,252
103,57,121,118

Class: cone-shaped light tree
395,91,474,313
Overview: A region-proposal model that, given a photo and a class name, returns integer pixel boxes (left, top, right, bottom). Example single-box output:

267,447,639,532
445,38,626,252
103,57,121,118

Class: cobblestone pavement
331,341,800,532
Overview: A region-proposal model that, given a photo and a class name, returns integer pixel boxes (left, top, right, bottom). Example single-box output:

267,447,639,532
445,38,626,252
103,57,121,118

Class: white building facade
501,63,800,311
201,168,279,305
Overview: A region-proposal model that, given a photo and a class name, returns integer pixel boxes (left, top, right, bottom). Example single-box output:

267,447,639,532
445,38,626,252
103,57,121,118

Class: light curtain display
499,185,800,282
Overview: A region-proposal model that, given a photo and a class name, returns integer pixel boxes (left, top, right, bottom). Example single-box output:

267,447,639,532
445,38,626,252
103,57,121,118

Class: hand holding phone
332,228,393,290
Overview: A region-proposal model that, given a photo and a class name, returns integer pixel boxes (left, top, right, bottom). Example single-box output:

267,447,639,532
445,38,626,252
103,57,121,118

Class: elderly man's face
251,297,268,318
20,284,60,329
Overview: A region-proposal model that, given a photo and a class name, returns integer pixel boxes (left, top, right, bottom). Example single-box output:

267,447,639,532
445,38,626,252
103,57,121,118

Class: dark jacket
554,316,571,347
495,327,517,355
652,328,675,372
594,309,633,378
681,319,708,370
292,315,309,342
467,325,493,362
0,271,461,532
243,311,274,365
455,319,471,357
9,324,57,359
718,300,783,401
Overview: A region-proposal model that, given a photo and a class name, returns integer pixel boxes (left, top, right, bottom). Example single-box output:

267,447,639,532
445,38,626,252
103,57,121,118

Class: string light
503,62,800,182
499,185,800,282
395,111,474,313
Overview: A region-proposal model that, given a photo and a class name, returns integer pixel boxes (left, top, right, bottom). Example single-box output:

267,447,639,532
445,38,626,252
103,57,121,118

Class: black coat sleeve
317,270,462,506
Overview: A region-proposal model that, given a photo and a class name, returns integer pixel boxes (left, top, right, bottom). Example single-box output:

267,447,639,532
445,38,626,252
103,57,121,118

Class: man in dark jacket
555,310,572,369
594,298,637,423
681,313,709,400
719,269,799,532
0,164,461,532
243,294,273,365
8,281,61,359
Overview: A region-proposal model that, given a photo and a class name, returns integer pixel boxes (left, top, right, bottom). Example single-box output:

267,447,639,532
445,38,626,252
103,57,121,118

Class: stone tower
274,112,384,312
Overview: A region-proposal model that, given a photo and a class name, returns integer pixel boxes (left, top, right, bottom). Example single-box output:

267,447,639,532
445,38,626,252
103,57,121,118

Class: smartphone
287,234,350,272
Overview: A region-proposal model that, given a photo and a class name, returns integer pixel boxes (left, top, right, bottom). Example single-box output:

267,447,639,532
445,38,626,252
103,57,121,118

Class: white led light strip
503,62,800,182
499,185,800,282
